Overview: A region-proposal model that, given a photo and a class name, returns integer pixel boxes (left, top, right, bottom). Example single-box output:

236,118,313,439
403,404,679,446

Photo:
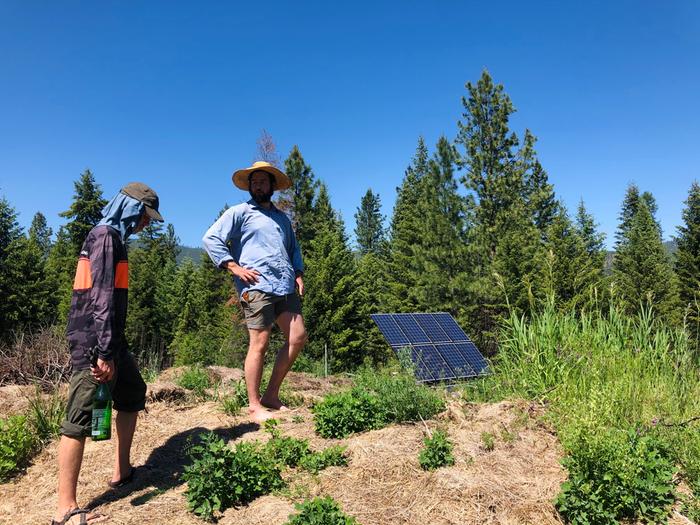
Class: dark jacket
66,225,129,369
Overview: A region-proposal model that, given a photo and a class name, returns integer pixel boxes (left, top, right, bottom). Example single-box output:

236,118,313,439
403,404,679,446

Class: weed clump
177,365,214,400
0,415,35,481
555,426,676,524
183,432,284,520
285,496,360,525
312,367,444,438
419,429,455,471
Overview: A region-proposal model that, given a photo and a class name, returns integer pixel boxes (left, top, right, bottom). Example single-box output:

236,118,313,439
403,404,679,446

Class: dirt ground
0,368,691,525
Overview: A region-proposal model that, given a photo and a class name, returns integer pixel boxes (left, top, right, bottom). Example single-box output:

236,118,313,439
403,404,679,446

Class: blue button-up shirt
202,199,304,297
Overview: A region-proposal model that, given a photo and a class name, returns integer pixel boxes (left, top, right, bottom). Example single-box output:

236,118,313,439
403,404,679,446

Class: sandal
107,466,135,488
51,508,104,525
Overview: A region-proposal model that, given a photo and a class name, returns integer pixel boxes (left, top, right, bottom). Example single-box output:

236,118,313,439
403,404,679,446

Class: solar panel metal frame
370,312,489,383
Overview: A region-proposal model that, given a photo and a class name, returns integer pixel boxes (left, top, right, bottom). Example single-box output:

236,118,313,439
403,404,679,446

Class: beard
249,188,274,204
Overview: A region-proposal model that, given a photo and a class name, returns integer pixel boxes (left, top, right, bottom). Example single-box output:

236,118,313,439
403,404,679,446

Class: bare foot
260,395,289,411
248,406,276,423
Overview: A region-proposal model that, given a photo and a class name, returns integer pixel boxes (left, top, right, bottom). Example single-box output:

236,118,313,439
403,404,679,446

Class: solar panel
370,312,488,382
394,314,431,344
432,313,469,342
414,314,451,342
438,343,477,378
371,314,409,347
413,344,453,381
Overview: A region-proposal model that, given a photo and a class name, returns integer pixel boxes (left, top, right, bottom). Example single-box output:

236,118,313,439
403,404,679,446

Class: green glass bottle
91,382,112,441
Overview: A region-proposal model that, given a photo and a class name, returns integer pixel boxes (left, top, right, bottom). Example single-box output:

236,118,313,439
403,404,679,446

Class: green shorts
240,290,302,329
60,351,147,438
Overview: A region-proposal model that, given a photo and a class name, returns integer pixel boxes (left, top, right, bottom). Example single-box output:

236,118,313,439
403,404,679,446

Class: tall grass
473,302,700,520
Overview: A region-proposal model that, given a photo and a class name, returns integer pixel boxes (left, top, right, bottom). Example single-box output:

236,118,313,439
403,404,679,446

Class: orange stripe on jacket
115,261,129,289
73,257,92,290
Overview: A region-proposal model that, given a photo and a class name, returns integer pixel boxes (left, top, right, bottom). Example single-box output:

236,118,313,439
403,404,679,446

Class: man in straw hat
52,182,164,525
203,161,307,423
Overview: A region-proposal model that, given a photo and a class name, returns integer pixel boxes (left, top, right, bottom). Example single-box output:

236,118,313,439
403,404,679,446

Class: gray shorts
240,290,302,329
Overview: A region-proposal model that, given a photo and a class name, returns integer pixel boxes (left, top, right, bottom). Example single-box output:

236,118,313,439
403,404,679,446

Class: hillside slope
0,368,679,525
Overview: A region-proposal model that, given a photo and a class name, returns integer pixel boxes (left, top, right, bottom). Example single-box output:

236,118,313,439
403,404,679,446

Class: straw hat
232,161,291,191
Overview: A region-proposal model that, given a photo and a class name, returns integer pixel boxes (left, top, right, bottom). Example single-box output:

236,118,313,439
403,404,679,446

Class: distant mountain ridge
176,245,205,265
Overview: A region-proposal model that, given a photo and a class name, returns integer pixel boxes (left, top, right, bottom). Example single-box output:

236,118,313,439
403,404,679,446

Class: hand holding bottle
91,358,114,383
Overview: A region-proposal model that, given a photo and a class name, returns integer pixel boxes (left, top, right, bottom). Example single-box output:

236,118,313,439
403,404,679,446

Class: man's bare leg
261,312,307,410
245,327,275,422
54,435,85,522
111,410,137,484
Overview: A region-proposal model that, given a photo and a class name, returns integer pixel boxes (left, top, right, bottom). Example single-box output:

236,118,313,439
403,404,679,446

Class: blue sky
1,1,698,249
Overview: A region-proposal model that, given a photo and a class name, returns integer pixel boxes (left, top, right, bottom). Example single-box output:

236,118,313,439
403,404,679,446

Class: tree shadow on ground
84,421,259,509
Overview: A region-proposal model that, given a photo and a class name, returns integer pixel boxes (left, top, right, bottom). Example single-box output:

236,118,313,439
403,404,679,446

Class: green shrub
555,427,676,524
312,389,384,438
27,390,64,444
312,368,445,439
264,419,310,467
183,432,283,520
0,415,36,482
355,367,445,424
299,445,348,474
177,365,213,400
480,431,495,452
419,430,455,471
285,496,359,525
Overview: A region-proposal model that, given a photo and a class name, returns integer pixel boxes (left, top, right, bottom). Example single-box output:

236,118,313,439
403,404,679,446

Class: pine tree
575,199,606,265
351,251,393,365
6,236,54,328
519,129,558,237
0,197,23,338
613,199,679,323
28,212,52,259
385,137,430,312
545,207,603,311
44,226,75,323
616,184,661,247
59,169,107,255
456,70,522,259
412,136,471,316
284,146,318,248
301,185,366,368
675,181,700,346
353,189,386,255
126,222,181,356
455,70,546,340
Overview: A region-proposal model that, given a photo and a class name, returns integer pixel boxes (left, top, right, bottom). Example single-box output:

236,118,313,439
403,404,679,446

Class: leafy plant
355,367,445,424
0,415,36,481
177,365,213,400
183,432,283,520
419,429,455,471
264,419,310,467
299,445,348,474
312,389,384,438
312,367,445,439
480,431,495,452
555,427,676,524
285,496,359,525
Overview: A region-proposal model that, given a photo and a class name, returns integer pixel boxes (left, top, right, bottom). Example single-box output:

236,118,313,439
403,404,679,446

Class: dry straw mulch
0,368,594,525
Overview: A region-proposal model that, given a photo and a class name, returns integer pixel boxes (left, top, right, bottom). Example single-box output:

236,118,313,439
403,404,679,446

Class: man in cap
52,182,163,525
203,161,307,423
